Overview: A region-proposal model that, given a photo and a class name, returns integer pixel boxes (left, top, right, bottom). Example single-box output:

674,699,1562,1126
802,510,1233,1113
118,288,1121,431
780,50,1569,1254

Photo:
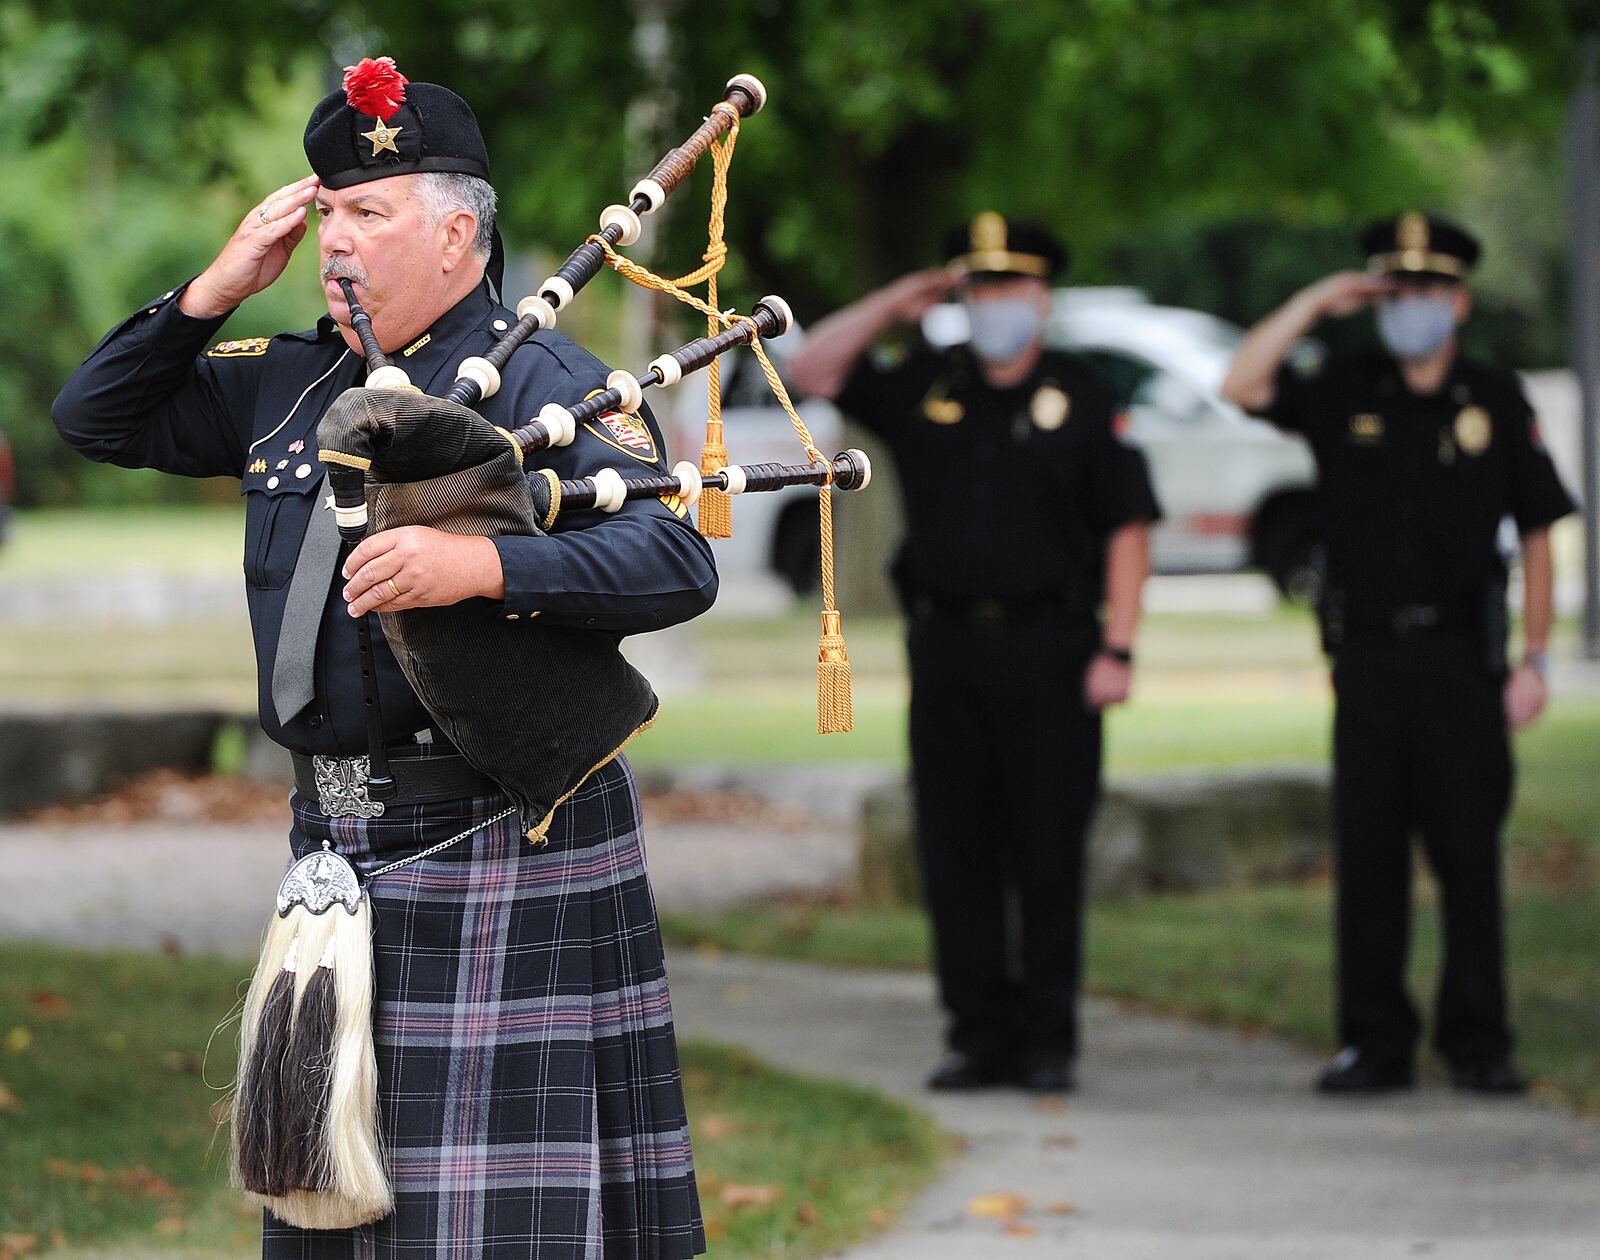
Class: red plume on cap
342,57,408,123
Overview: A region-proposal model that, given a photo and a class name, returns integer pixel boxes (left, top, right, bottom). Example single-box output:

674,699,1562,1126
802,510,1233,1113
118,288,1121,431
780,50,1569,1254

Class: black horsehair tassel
237,950,299,1197
281,953,338,1191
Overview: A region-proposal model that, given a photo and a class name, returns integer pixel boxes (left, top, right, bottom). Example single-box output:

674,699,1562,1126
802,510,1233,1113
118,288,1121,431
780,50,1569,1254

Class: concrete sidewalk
669,953,1600,1260
4,820,1597,1259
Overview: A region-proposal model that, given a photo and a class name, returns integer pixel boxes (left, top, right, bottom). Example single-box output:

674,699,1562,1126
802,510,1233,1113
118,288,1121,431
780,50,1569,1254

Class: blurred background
1,3,1598,1257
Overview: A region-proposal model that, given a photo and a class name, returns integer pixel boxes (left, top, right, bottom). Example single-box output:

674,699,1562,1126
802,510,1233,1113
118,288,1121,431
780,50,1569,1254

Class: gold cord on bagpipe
582,109,854,731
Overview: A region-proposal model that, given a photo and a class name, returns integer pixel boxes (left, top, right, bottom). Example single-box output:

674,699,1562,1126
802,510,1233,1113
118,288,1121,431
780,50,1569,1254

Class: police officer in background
1222,213,1575,1094
790,215,1161,1092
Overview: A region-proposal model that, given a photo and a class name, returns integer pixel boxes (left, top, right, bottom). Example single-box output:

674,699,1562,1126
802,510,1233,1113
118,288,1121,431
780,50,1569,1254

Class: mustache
321,258,369,288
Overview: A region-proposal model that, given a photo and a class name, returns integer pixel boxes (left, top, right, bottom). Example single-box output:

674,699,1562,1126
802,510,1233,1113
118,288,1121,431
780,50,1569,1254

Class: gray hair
413,172,497,259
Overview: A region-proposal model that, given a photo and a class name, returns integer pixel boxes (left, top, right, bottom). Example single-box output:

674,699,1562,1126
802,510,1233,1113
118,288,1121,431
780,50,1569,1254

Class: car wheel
772,502,821,596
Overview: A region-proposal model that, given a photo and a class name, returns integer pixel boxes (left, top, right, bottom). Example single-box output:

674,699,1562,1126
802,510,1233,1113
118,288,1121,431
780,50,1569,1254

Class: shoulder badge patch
206,337,270,358
584,405,660,466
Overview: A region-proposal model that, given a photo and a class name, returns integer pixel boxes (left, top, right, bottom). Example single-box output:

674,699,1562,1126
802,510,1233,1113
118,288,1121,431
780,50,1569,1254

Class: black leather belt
915,591,1061,627
291,751,499,816
1346,603,1478,640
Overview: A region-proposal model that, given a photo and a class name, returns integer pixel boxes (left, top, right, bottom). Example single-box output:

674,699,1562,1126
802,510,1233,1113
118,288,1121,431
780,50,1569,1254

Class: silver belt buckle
312,754,386,818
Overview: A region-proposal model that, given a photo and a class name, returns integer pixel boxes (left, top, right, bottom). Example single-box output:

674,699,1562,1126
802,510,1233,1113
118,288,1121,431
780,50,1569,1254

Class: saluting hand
1300,270,1395,320
342,527,506,617
882,267,962,323
179,174,321,320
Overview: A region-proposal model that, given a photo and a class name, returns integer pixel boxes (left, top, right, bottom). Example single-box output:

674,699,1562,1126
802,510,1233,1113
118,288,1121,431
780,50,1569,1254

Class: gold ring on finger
385,578,402,602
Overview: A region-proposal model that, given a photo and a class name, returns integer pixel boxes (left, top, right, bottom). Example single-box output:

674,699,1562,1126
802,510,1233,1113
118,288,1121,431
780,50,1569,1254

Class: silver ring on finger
257,204,272,226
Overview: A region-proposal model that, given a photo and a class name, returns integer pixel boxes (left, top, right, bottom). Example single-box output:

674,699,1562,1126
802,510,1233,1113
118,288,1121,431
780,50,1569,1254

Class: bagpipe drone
232,71,871,1230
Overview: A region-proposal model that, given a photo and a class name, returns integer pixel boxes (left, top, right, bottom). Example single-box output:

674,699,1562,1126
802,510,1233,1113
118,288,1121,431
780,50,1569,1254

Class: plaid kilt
262,752,706,1259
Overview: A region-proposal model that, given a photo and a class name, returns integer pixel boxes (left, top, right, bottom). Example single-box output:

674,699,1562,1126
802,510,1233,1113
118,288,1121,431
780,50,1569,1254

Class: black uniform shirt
1259,349,1575,618
836,346,1161,614
53,278,718,755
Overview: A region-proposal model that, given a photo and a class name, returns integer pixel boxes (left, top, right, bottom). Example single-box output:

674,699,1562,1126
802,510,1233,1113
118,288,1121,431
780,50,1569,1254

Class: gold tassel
697,422,732,538
817,609,854,733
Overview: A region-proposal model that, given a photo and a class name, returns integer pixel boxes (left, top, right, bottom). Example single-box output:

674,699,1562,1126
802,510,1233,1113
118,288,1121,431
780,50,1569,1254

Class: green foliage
0,0,1585,504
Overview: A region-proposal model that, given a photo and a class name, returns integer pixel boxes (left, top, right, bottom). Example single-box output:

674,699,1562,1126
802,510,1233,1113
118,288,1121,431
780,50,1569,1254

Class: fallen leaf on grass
162,1050,203,1075
0,1234,39,1260
1002,1221,1038,1237
967,1192,1028,1218
28,991,69,1018
795,1202,819,1226
702,1217,728,1242
695,1113,740,1140
112,1167,179,1200
720,1183,779,1209
867,1208,892,1229
153,1215,187,1236
4,1028,32,1055
0,1082,21,1113
44,1158,105,1184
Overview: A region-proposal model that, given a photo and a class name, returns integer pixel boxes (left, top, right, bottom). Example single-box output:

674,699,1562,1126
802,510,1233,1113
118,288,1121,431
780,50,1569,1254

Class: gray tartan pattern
262,753,705,1259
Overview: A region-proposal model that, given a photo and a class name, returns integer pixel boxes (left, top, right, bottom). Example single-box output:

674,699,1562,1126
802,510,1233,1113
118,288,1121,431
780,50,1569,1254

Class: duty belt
1347,603,1478,640
291,751,500,818
915,591,1062,627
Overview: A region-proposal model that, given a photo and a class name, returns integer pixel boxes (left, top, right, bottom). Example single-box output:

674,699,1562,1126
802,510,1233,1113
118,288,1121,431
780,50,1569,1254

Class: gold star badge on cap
360,120,403,157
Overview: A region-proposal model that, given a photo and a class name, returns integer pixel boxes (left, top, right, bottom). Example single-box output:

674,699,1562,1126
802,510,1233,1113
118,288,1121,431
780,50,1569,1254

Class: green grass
0,943,940,1258
0,508,244,577
663,877,1600,1113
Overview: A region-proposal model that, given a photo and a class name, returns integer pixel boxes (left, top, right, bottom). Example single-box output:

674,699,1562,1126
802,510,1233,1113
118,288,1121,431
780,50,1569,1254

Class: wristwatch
1523,650,1549,676
1100,644,1134,666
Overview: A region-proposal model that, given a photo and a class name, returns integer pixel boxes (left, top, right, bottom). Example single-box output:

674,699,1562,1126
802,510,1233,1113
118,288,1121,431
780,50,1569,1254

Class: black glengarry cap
303,57,491,191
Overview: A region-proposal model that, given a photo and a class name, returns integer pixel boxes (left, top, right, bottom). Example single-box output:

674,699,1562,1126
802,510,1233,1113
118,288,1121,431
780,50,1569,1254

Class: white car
670,289,1322,600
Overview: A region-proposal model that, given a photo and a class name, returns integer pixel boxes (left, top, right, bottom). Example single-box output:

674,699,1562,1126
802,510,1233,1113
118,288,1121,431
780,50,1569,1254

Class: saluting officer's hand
882,268,962,323
1504,663,1548,732
1299,270,1395,320
342,527,505,617
1083,652,1134,711
179,175,321,320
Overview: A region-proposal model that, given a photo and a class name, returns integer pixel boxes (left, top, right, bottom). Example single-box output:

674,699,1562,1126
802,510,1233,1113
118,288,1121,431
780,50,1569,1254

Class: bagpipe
232,73,870,1230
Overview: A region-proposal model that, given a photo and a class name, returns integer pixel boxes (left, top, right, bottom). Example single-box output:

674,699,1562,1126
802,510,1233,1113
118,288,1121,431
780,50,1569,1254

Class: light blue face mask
966,297,1044,364
1376,294,1458,361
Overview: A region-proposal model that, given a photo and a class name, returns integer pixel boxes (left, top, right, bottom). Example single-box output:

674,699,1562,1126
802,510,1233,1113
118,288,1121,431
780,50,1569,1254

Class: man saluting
1222,213,1575,1096
54,56,712,1258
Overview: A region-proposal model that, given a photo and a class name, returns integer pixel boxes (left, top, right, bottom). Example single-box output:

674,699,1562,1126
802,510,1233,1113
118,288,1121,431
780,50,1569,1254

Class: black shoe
926,1050,1014,1091
1450,1058,1528,1095
1315,1046,1415,1094
1019,1053,1076,1094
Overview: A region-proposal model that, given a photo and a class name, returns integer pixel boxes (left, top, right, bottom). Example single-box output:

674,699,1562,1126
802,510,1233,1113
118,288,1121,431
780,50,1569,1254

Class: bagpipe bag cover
317,387,659,839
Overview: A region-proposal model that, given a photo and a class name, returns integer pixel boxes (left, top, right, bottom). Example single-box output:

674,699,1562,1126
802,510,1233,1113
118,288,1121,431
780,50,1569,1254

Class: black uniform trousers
1331,631,1514,1068
907,604,1102,1061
